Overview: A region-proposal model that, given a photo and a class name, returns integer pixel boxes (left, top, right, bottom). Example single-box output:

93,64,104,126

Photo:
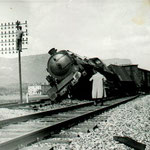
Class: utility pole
16,20,23,103
0,21,28,104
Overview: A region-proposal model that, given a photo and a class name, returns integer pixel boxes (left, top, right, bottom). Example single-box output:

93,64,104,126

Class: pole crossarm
0,31,28,35
0,20,28,55
0,21,27,27
0,40,28,43
0,48,27,52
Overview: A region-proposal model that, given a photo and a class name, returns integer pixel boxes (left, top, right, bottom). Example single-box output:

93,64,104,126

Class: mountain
0,54,132,87
103,58,132,66
0,54,49,87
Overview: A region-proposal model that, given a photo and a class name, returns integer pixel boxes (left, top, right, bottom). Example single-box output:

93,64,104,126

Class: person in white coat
26,92,29,103
90,72,106,105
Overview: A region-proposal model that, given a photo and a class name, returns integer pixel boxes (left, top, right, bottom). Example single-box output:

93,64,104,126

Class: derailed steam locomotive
46,49,150,102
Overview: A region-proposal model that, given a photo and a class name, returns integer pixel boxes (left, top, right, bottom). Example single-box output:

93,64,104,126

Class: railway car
122,65,141,87
108,64,138,96
122,65,150,94
138,68,150,93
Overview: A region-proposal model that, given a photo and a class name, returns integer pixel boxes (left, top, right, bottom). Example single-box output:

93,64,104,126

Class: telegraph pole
18,50,23,103
16,21,23,103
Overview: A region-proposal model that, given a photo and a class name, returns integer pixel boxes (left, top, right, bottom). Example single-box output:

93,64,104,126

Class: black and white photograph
0,0,150,149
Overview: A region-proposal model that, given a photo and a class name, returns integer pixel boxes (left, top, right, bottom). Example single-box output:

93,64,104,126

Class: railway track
0,98,51,109
0,95,138,150
0,98,88,111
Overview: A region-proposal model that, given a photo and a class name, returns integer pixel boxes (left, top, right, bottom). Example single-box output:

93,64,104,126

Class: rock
113,136,146,150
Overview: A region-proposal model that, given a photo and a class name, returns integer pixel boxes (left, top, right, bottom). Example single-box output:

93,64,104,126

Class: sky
0,0,150,70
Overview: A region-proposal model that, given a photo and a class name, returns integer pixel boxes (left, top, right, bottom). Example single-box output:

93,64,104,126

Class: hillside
103,58,132,66
0,54,49,86
0,54,132,87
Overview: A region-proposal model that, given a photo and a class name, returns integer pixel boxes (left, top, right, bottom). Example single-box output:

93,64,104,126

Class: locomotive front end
46,50,83,102
47,50,74,81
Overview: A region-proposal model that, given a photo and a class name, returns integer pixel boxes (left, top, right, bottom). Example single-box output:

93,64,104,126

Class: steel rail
0,102,93,127
0,98,50,108
0,95,138,150
0,102,17,107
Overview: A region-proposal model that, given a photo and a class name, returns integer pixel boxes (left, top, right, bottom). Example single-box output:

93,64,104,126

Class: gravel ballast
68,95,150,150
21,95,150,150
0,99,89,120
0,108,34,120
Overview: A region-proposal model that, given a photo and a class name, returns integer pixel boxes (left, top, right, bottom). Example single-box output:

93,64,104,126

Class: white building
28,85,51,96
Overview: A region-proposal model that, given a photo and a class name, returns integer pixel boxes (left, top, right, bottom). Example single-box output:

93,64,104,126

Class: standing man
90,71,106,105
16,26,23,51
